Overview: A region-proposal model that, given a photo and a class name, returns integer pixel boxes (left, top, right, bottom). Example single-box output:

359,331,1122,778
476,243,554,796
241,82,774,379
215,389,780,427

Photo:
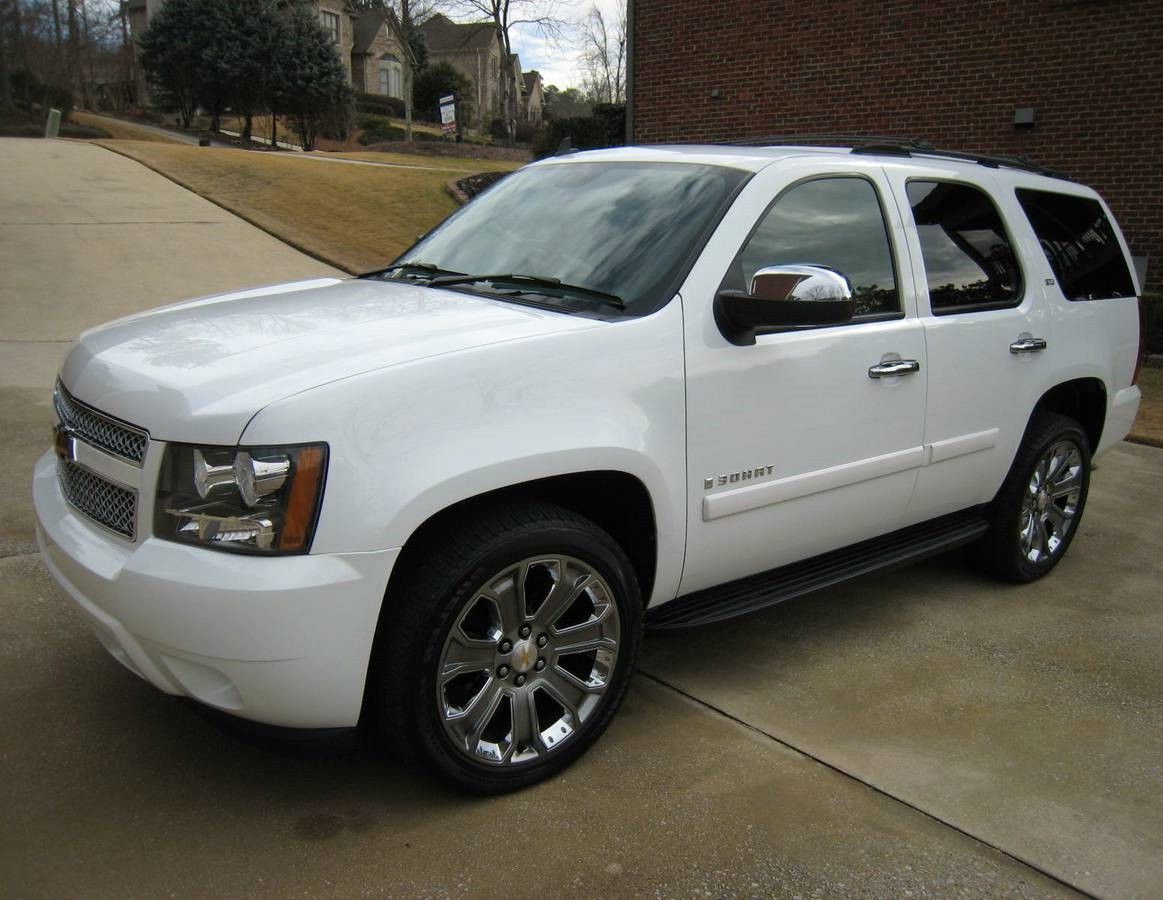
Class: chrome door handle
868,359,921,379
1010,337,1047,354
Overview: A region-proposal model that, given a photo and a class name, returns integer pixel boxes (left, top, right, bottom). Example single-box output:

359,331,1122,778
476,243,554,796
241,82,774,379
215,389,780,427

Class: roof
532,145,1089,191
523,72,541,93
420,13,497,53
352,10,400,55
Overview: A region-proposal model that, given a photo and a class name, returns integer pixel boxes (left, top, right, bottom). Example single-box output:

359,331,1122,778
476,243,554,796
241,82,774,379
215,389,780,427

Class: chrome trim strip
702,446,925,522
69,438,143,490
927,428,999,465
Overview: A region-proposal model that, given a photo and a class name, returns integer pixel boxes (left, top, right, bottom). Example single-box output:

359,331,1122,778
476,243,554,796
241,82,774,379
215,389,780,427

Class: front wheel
973,412,1091,582
374,503,642,794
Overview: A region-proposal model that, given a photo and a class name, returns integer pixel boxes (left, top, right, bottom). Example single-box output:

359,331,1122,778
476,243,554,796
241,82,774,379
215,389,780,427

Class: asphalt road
2,138,1161,898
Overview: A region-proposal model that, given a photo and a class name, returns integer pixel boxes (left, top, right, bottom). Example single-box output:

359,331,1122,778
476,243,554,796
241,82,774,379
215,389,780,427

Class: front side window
320,10,341,44
393,162,750,317
729,177,900,316
907,180,1021,314
1015,188,1135,300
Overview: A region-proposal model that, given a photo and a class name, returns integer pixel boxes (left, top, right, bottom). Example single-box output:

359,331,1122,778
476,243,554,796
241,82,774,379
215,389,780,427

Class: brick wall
633,0,1162,293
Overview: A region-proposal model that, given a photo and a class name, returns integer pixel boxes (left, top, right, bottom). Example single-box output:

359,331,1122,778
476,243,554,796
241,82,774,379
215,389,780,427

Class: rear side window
1015,189,1135,300
906,181,1022,314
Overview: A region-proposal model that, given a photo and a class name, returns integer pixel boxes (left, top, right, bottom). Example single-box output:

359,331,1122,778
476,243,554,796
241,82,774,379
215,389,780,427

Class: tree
578,0,624,105
277,3,351,151
137,0,203,127
412,59,469,122
542,83,589,120
449,0,567,144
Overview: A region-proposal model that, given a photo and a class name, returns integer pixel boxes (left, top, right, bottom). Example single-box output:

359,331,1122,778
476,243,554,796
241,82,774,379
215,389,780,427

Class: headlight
154,443,327,554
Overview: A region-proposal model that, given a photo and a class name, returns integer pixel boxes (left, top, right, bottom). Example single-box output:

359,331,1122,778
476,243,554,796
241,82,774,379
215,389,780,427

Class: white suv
34,143,1143,792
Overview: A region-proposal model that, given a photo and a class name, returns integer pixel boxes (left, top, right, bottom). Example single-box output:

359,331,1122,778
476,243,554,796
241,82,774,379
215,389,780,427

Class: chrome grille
53,383,148,466
57,460,137,539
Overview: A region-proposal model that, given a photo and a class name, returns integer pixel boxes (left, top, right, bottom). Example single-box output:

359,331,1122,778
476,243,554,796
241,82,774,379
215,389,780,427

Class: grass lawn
96,141,506,273
1131,366,1163,447
69,111,184,144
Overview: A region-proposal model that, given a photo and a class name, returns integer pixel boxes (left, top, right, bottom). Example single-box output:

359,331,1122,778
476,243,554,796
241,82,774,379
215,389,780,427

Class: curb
445,178,469,206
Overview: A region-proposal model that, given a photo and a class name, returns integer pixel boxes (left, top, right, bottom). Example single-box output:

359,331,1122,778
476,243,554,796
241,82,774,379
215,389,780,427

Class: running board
647,508,990,630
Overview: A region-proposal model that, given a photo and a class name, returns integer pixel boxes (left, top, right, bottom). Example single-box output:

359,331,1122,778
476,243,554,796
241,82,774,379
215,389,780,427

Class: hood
61,277,600,445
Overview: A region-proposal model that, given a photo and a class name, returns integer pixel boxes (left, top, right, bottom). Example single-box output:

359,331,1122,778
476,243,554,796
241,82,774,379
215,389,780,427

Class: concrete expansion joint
636,669,1098,900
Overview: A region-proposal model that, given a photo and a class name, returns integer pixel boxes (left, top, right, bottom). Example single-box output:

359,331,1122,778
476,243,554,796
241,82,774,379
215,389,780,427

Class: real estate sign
439,95,457,135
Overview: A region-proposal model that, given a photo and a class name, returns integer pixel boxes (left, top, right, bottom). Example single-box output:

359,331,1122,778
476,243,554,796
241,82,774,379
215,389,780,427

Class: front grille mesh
57,460,137,539
54,384,148,465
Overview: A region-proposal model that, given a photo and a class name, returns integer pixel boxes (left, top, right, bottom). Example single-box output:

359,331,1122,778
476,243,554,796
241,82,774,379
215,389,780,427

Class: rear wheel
374,502,642,794
973,412,1091,582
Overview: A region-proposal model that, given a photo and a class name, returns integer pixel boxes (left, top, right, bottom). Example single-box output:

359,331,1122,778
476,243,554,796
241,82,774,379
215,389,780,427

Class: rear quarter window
1015,189,1136,300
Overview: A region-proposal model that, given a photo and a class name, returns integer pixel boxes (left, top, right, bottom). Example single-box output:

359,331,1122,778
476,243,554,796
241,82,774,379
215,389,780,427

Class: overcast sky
500,0,623,90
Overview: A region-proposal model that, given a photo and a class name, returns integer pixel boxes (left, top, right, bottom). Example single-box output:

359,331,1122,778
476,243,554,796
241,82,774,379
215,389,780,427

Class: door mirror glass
715,264,855,345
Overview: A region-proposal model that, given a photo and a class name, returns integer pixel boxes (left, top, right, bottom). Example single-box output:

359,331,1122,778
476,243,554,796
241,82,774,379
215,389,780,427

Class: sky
497,0,623,91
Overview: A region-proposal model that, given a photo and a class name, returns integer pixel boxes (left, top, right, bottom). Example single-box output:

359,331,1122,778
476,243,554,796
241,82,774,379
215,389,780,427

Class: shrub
413,62,472,123
357,113,405,144
488,116,507,141
514,120,542,145
355,92,405,118
533,105,624,158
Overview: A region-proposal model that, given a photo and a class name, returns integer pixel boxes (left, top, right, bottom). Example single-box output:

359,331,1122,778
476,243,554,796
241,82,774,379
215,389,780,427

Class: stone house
419,13,503,129
351,11,406,99
522,71,543,124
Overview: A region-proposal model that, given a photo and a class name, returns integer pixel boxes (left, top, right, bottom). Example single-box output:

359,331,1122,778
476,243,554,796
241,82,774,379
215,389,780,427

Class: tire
972,412,1091,582
372,501,642,794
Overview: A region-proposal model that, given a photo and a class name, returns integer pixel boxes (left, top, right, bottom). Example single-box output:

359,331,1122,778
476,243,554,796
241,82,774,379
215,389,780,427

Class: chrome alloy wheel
1019,439,1084,564
436,555,621,766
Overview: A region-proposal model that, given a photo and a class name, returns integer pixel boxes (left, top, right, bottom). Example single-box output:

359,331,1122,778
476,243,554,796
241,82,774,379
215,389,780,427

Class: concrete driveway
2,138,1160,898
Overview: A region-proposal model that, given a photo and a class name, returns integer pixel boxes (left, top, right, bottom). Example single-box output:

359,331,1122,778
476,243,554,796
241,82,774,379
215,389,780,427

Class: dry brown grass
69,111,184,144
97,141,486,273
309,149,525,174
1130,366,1163,447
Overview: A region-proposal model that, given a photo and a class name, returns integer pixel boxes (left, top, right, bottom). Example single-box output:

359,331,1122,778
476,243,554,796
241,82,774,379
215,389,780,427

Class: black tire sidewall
987,414,1091,582
390,509,642,794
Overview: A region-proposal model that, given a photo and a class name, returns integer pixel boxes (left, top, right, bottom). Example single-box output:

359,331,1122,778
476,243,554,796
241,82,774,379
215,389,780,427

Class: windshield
392,161,750,316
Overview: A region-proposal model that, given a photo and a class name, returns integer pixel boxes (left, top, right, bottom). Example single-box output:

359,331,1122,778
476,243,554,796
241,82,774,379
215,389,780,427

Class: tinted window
396,162,749,317
1016,189,1135,300
733,177,899,316
907,181,1021,313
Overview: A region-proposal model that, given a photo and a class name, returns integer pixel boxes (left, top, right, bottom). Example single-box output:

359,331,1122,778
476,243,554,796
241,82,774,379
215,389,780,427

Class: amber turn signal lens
278,446,327,552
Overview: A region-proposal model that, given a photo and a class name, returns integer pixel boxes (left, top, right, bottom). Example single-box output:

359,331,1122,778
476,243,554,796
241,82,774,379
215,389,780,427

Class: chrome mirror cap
750,264,855,303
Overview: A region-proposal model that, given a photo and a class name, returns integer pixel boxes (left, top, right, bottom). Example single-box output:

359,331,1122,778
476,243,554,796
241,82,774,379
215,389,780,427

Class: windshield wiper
427,273,625,310
361,261,464,280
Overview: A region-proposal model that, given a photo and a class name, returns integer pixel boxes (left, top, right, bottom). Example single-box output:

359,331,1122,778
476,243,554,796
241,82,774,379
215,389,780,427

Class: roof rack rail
850,143,1067,180
722,134,935,149
719,134,1068,180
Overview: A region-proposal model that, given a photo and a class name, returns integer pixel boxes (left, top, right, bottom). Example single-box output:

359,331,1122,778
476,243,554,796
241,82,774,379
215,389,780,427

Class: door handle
1010,337,1047,354
868,359,921,379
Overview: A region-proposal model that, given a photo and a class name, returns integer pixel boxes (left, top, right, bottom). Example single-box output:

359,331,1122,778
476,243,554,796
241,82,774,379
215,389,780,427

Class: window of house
320,10,341,44
729,177,900,317
379,56,402,98
1015,188,1135,300
906,180,1022,314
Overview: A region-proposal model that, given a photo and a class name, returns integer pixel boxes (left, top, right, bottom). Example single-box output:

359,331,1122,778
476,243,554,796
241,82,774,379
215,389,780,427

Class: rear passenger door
882,166,1054,522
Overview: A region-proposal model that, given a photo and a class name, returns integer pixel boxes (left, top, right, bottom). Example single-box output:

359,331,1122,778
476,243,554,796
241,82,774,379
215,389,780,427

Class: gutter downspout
625,0,635,145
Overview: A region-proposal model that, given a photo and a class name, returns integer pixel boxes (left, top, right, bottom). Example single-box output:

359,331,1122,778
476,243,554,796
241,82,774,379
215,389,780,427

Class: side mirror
714,265,856,345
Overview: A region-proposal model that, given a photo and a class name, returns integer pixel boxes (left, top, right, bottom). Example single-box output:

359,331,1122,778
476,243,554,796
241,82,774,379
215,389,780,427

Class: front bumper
33,451,399,728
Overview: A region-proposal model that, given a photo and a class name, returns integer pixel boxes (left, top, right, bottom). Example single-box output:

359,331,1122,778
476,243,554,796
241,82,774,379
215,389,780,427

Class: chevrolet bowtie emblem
53,425,77,463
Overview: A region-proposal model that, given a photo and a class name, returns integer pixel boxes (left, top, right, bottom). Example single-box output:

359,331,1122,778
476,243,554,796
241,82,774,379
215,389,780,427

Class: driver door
679,160,928,595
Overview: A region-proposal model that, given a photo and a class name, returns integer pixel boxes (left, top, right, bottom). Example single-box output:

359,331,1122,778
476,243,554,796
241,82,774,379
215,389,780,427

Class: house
522,70,543,124
419,13,502,129
351,11,406,99
630,0,1161,294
